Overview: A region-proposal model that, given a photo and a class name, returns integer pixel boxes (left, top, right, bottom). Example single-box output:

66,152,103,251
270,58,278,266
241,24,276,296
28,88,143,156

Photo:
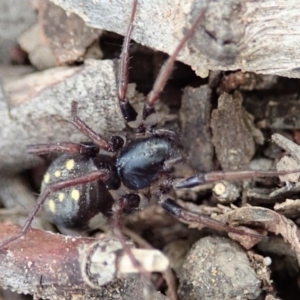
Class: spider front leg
117,0,138,123
27,141,99,156
117,0,206,131
142,10,206,124
175,169,300,189
0,170,112,249
155,176,264,239
160,198,264,239
161,167,300,238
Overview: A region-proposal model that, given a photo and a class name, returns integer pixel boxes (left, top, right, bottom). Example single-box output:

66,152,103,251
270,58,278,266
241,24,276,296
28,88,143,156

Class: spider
0,0,297,250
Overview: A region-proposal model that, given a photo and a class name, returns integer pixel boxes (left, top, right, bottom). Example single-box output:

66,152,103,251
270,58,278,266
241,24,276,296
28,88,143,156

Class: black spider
0,0,295,248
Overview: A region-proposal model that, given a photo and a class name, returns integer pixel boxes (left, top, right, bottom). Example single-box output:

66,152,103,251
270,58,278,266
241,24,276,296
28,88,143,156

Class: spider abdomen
41,154,115,230
116,136,178,190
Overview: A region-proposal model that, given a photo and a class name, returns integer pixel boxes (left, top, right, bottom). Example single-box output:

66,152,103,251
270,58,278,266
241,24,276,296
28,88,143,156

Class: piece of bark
0,65,36,80
272,133,300,182
0,224,169,300
270,182,300,201
211,92,256,170
0,59,133,176
37,0,102,66
246,187,279,205
218,72,278,94
0,0,36,65
266,134,300,200
244,94,300,126
264,96,300,129
18,24,57,70
274,199,300,218
212,180,241,204
226,206,300,256
247,251,273,293
179,85,213,172
178,236,261,300
50,0,300,78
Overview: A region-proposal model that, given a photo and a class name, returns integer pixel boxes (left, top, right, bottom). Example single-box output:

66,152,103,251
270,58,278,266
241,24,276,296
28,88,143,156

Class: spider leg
176,169,300,189
160,198,264,239
118,0,138,123
155,177,264,239
142,9,206,123
27,142,99,156
163,157,184,173
151,128,179,142
112,194,155,299
0,170,111,249
71,101,124,152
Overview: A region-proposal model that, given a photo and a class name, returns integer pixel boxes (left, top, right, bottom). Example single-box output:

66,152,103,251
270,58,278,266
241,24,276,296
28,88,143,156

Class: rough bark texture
180,85,213,172
50,0,300,78
211,92,256,170
0,59,127,175
0,0,36,64
0,224,169,300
